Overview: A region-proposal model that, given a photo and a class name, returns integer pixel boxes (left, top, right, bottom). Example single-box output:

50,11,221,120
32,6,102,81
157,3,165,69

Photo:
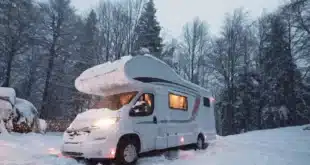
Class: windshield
88,91,138,110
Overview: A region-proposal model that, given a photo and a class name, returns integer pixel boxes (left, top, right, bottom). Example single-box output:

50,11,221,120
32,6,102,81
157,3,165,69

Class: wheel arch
117,133,141,153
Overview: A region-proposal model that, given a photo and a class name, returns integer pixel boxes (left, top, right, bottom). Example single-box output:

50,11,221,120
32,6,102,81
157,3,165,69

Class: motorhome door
129,92,158,152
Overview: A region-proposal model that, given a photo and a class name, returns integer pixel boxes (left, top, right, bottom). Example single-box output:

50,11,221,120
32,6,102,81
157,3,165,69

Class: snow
251,77,259,86
139,47,150,54
15,98,38,126
0,87,16,105
0,90,15,133
39,119,47,133
0,100,13,119
75,55,133,95
0,120,8,134
278,106,289,120
68,109,119,130
262,106,289,121
78,56,132,81
1,125,310,165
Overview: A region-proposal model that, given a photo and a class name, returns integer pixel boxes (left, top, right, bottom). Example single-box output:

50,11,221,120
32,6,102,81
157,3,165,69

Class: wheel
196,135,208,150
115,140,138,165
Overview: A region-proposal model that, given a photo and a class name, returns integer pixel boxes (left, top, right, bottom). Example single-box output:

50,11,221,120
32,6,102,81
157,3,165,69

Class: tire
196,135,208,150
115,140,139,165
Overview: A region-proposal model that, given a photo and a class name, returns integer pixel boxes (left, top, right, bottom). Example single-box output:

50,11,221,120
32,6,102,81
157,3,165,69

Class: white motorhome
61,55,216,164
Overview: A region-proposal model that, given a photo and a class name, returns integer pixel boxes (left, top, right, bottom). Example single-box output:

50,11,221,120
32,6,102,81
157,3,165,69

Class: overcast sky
70,0,283,39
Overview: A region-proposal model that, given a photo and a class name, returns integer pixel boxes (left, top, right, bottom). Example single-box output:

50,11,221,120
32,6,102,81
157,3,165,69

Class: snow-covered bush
13,98,46,133
15,98,38,126
0,87,17,134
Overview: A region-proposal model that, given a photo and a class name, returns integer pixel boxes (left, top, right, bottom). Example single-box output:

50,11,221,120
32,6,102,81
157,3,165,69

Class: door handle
153,116,157,124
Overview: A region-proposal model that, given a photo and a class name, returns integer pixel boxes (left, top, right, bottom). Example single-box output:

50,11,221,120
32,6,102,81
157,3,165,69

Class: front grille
64,142,80,144
62,151,83,157
66,127,91,133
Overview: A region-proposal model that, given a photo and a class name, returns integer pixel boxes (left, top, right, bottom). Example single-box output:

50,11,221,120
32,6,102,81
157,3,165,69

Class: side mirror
129,104,146,117
129,105,139,116
129,108,135,116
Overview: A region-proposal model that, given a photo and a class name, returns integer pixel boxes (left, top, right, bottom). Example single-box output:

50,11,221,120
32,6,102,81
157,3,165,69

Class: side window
203,97,210,107
130,93,154,117
168,92,188,111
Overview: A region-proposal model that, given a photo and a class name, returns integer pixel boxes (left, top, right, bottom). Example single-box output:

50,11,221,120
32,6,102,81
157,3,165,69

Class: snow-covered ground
0,125,310,165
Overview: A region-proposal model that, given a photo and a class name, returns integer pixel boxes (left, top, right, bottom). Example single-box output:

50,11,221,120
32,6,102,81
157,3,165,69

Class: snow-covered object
15,98,38,126
139,47,150,54
75,54,211,97
0,98,14,133
0,120,8,134
0,87,16,105
38,119,47,134
75,56,134,96
278,106,288,120
0,100,13,120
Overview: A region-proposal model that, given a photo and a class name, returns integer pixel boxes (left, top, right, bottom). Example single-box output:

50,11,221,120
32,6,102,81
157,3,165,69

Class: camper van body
61,55,216,163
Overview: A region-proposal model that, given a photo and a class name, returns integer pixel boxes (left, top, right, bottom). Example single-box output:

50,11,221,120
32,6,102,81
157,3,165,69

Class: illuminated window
169,93,188,111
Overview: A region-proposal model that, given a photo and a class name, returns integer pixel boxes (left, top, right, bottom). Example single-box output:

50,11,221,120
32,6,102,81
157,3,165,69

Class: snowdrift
1,125,310,165
75,54,210,96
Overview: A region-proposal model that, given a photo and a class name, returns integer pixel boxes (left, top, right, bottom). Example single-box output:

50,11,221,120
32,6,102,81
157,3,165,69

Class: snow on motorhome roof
75,55,135,95
75,54,211,96
78,56,132,80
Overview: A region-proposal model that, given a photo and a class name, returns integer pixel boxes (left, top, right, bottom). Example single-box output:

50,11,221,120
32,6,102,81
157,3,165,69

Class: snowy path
0,125,310,165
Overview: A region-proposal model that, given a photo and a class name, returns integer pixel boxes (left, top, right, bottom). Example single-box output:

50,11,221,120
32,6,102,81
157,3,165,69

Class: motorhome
61,55,216,164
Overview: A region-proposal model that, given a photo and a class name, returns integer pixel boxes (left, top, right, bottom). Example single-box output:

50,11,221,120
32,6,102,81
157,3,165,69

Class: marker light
92,117,119,128
110,148,116,158
210,97,216,103
180,137,184,143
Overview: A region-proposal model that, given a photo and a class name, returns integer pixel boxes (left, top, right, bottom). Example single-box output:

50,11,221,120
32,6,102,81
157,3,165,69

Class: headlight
92,117,119,128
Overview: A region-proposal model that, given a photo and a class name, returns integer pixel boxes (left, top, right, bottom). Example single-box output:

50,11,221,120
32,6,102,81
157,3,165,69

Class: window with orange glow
169,93,188,111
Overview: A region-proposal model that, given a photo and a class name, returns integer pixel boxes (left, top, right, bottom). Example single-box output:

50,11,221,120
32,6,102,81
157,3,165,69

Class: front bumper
61,130,118,159
61,141,115,159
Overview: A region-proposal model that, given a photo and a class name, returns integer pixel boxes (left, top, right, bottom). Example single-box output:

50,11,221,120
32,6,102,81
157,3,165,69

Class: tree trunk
40,44,56,119
3,50,15,87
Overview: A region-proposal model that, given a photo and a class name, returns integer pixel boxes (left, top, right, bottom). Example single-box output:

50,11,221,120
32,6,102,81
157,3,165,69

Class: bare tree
208,8,251,135
180,17,211,84
97,0,145,61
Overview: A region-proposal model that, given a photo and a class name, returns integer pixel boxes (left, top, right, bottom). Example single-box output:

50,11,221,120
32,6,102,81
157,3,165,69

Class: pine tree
72,10,99,115
82,9,99,65
134,0,163,57
261,14,299,126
